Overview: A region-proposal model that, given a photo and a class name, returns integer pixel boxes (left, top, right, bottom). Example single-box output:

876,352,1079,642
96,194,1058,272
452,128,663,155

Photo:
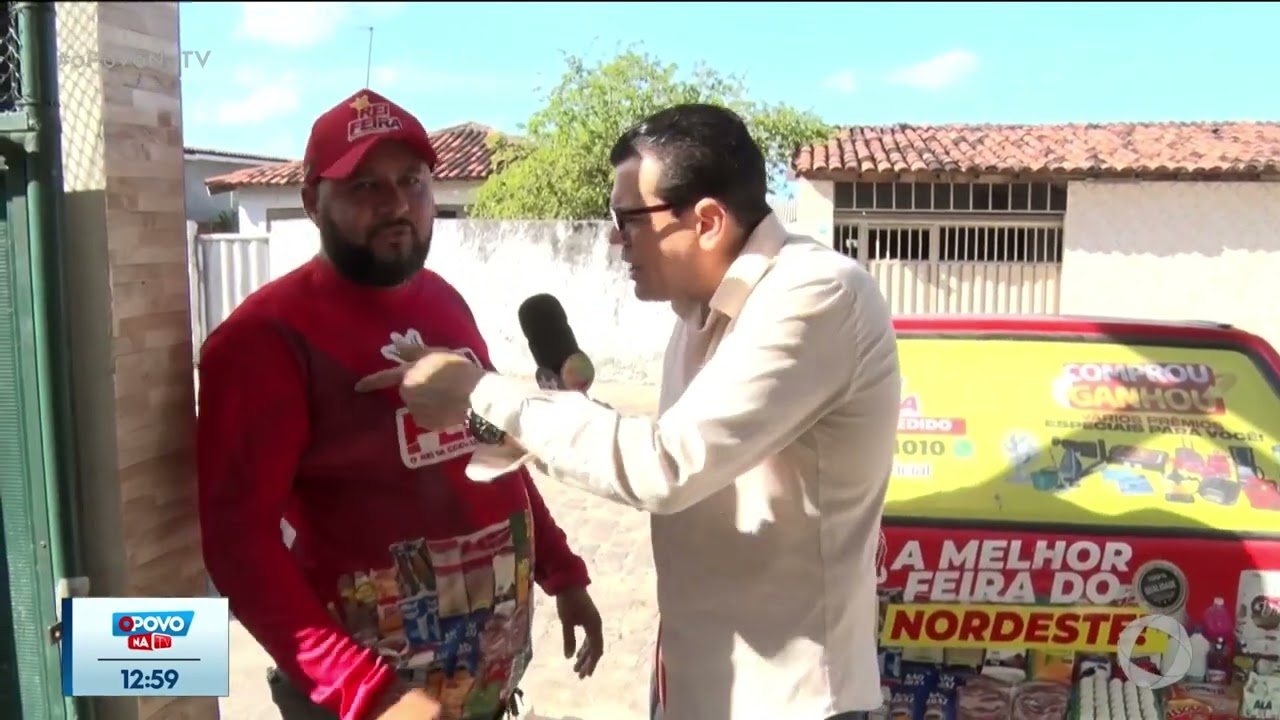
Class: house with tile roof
202,122,500,234
184,146,293,229
790,121,1280,346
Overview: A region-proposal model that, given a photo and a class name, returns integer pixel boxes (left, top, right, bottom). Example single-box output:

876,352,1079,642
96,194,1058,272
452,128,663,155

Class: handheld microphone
517,294,596,393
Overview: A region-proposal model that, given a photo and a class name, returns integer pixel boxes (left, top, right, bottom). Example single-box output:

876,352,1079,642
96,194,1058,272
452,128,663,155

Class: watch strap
466,408,506,446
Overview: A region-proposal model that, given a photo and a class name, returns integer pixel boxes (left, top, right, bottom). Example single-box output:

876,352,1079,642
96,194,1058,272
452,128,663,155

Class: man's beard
319,215,431,288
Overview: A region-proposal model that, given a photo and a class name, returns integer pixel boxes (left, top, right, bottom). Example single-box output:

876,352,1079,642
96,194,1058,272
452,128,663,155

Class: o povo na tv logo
1116,613,1194,689
111,610,195,651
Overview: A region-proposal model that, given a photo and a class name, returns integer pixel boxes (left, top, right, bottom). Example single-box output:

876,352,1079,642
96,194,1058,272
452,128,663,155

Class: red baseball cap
303,88,438,183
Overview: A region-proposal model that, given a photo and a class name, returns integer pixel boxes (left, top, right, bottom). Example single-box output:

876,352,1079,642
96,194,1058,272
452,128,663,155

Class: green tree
469,49,833,221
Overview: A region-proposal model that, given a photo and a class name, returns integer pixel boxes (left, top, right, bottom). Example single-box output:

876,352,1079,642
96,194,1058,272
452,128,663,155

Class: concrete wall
266,218,675,383
1059,180,1280,351
236,179,484,234
56,3,216,719
794,177,836,248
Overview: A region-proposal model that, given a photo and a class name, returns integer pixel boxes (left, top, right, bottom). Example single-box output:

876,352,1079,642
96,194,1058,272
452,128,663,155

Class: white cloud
887,50,979,91
822,70,856,94
213,67,302,125
237,2,350,47
235,1,407,48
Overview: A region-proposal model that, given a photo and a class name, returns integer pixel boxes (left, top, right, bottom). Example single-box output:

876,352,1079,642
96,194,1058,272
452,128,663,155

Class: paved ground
221,383,661,720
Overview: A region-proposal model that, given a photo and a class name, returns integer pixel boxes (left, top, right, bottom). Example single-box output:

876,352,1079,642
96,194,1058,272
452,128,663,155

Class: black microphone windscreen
517,294,581,372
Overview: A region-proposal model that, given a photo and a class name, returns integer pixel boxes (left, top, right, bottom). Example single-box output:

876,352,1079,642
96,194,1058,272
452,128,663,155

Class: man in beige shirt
358,104,901,720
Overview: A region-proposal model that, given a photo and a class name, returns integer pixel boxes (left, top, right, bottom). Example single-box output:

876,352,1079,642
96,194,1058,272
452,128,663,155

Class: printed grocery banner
886,338,1280,534
875,526,1280,720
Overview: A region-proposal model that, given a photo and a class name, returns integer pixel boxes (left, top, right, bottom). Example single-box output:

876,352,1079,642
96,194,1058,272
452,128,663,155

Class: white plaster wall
795,178,835,248
236,180,484,235
267,218,674,383
1060,180,1280,350
236,186,297,234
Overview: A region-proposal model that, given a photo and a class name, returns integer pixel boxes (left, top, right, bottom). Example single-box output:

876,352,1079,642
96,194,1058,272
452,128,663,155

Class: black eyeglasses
610,203,677,233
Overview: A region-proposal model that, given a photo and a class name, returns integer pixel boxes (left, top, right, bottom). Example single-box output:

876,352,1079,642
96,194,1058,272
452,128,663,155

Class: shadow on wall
263,217,676,385
56,8,141,720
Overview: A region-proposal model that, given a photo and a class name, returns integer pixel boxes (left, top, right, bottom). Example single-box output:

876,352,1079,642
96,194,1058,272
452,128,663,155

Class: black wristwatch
466,409,507,445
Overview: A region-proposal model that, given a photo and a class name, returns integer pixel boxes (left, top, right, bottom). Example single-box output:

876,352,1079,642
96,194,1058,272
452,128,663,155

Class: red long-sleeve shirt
197,257,590,720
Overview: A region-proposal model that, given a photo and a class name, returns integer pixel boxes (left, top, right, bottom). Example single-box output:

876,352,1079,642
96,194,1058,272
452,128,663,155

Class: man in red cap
197,89,603,720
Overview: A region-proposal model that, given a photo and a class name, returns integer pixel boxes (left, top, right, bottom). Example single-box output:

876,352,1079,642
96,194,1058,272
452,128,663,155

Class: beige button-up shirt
470,214,901,719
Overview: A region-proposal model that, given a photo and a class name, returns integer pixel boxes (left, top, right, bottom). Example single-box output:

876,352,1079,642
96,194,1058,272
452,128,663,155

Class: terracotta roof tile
204,122,500,195
204,162,302,194
793,121,1280,179
430,122,499,181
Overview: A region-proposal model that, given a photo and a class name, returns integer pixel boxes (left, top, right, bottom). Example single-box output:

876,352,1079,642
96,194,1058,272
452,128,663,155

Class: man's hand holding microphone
354,293,607,417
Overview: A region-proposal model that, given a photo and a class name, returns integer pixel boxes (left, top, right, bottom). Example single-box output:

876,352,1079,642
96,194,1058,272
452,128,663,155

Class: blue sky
180,1,1279,161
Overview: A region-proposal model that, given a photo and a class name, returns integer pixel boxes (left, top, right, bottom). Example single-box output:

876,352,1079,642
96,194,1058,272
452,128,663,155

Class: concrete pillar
55,3,216,719
795,177,835,248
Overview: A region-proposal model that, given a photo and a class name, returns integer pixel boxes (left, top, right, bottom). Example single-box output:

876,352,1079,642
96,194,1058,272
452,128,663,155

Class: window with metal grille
834,223,859,258
834,181,1067,214
939,225,1061,263
832,223,1063,264
868,227,930,261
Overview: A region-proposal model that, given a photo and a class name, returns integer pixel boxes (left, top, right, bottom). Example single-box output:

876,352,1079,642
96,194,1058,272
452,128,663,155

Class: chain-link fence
0,2,20,113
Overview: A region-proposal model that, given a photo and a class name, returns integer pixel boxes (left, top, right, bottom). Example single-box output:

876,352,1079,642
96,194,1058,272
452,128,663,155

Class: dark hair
609,103,772,230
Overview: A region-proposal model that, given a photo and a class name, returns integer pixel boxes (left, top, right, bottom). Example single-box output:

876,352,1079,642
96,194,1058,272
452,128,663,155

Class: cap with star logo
303,89,439,183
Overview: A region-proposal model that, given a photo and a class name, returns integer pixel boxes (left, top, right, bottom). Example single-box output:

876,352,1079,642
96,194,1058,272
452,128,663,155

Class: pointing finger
354,366,408,393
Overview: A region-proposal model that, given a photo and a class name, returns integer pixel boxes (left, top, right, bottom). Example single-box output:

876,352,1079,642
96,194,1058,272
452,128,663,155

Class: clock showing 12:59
120,668,181,692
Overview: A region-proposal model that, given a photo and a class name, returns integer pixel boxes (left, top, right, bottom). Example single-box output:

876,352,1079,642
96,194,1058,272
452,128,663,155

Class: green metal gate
0,132,64,719
0,2,84,718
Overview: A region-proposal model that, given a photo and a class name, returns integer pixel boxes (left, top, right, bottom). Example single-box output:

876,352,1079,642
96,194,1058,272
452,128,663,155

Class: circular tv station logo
1116,613,1193,690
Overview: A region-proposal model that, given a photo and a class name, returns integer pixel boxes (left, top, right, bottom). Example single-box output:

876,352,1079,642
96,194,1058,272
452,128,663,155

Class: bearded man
196,90,602,720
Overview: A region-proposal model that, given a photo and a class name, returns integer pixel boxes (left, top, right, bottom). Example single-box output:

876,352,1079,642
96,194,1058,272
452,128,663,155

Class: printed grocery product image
875,316,1280,720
